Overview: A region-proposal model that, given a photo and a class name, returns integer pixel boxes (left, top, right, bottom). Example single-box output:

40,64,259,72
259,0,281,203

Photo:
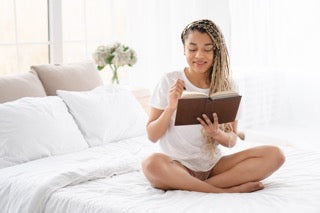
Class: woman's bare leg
205,145,285,188
142,153,264,193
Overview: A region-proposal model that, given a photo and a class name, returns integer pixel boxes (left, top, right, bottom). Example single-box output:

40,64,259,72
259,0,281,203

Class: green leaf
123,46,129,51
97,66,105,70
106,55,115,64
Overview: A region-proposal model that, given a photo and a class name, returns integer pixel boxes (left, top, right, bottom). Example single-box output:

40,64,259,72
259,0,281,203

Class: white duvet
0,136,157,213
1,135,320,213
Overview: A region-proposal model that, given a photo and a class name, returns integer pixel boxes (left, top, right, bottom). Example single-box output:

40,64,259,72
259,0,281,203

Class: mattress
1,135,320,213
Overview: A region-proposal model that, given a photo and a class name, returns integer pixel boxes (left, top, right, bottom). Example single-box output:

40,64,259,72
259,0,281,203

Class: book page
209,90,239,100
181,91,209,99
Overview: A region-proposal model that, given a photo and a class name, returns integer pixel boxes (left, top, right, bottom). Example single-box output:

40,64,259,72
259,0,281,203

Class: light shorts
173,160,213,181
186,167,212,181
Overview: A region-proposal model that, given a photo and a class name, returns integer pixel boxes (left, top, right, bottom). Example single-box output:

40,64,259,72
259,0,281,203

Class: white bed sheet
1,135,320,213
44,139,320,213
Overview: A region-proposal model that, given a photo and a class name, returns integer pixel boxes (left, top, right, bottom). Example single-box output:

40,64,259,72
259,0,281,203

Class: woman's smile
194,60,207,65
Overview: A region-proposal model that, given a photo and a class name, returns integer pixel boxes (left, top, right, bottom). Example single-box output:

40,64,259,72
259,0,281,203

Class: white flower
111,42,121,50
92,42,137,70
92,45,112,67
112,46,131,67
128,49,137,66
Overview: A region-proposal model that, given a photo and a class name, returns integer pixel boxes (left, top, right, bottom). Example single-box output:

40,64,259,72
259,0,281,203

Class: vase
103,64,120,84
99,65,129,85
111,66,119,84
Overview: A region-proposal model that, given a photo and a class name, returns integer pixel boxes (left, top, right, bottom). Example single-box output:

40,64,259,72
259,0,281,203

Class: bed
1,62,320,213
1,134,320,213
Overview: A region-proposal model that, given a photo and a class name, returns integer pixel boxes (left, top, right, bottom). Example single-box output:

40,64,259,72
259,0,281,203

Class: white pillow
0,96,88,168
57,85,148,147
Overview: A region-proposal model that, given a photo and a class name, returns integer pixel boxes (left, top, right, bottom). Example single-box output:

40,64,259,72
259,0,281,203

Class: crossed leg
142,153,225,193
142,145,285,193
205,145,285,188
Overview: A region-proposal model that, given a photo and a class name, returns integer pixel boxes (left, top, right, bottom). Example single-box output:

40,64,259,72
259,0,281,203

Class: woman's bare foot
230,182,264,193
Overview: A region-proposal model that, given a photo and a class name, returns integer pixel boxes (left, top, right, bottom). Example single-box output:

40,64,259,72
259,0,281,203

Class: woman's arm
146,79,185,142
146,107,174,142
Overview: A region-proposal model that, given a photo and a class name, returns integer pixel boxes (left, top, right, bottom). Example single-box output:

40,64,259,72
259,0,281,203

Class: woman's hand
197,113,220,138
167,79,185,110
197,113,237,147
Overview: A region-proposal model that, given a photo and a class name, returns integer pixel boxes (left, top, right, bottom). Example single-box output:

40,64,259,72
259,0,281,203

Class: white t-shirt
149,70,223,172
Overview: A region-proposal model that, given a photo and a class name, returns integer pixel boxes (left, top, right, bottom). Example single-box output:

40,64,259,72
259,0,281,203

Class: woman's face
184,31,214,74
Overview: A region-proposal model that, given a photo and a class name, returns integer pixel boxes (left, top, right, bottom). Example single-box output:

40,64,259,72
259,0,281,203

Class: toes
251,182,264,191
258,182,265,189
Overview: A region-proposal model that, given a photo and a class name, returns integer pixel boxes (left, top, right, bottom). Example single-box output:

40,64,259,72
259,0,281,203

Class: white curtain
122,0,231,90
75,0,231,89
229,0,320,132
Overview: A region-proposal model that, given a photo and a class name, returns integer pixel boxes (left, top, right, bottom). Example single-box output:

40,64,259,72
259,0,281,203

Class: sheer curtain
60,0,231,89
229,0,320,135
122,0,231,90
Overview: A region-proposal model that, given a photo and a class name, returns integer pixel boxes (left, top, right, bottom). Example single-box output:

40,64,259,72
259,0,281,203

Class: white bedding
1,135,320,213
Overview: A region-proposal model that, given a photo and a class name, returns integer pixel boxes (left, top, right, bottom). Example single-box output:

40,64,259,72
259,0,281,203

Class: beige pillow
0,71,46,104
31,61,103,95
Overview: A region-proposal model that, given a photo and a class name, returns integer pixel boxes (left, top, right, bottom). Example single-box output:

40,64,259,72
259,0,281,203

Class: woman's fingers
201,114,213,126
167,79,185,109
213,113,219,125
197,117,207,126
197,113,219,126
169,87,182,94
175,79,185,91
170,89,183,100
170,80,185,93
169,80,185,100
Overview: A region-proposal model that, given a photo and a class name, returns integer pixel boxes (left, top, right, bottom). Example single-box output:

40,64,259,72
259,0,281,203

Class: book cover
174,91,242,126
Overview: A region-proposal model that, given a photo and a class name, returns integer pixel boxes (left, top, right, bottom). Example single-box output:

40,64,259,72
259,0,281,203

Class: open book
174,90,242,125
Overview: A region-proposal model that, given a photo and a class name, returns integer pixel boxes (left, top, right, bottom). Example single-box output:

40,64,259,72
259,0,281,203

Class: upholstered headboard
0,61,103,103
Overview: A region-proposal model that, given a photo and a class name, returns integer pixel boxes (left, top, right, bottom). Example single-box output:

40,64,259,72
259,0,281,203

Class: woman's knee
141,153,172,189
142,153,170,177
262,146,286,167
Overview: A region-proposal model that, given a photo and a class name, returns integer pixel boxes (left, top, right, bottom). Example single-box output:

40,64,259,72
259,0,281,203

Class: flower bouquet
93,42,137,84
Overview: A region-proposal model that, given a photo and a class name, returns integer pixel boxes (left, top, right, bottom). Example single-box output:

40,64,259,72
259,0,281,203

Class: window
0,0,49,74
61,0,129,63
0,0,130,74
0,0,230,90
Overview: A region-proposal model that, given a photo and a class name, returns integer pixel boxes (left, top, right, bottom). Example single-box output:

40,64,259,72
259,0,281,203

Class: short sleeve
149,74,171,110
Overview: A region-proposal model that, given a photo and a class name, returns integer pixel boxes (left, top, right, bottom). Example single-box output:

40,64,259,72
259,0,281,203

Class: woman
142,19,285,193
